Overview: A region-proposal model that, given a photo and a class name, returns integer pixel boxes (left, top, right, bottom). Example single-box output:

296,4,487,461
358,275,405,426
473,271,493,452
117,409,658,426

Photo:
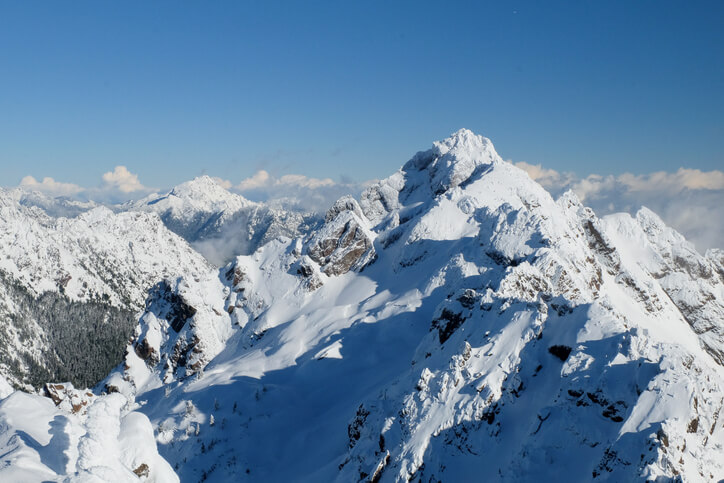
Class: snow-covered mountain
9,176,319,268
0,188,213,388
1,130,722,481
16,189,99,218
0,175,316,387
127,176,319,266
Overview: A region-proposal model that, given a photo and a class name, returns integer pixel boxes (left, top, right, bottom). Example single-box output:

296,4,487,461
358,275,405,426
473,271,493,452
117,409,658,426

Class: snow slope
2,129,723,481
0,390,177,482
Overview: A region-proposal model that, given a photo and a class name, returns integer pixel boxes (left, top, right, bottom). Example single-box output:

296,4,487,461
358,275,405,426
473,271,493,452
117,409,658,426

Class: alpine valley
0,130,722,482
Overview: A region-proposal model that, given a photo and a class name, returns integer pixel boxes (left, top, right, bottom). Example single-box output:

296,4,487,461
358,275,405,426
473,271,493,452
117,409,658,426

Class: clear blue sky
1,0,722,188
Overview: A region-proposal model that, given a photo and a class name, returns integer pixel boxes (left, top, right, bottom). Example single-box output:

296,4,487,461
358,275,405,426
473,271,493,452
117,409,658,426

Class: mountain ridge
0,130,721,482
105,130,724,481
0,189,213,388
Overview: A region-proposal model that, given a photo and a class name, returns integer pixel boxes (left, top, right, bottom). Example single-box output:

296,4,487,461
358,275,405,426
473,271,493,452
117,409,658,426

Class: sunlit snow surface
1,130,723,482
0,391,178,482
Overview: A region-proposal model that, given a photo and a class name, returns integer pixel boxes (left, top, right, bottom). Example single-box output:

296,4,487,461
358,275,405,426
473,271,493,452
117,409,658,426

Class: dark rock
146,281,197,333
307,210,375,277
548,345,573,361
133,463,150,478
432,309,467,344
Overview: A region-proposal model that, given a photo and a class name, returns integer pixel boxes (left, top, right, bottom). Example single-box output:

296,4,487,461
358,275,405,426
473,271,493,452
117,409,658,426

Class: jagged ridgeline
0,175,321,390
0,268,136,388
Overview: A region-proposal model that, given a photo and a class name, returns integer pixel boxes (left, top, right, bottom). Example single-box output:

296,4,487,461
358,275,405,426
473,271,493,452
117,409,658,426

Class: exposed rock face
145,280,198,334
325,195,366,222
295,255,324,291
307,197,376,276
123,274,232,384
43,381,95,415
132,286,175,366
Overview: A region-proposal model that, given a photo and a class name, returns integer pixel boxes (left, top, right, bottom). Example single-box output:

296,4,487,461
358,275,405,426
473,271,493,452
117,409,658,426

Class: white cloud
16,165,154,204
101,166,147,193
235,170,335,192
617,168,724,192
512,161,578,195
277,174,335,189
234,170,365,212
237,170,272,191
511,160,724,251
211,177,233,190
19,175,84,197
513,161,567,185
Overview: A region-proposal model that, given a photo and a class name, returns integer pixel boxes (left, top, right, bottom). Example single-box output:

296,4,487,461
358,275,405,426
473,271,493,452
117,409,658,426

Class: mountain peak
137,176,255,215
2,132,723,482
412,129,503,195
362,130,539,227
434,128,495,159
169,175,235,198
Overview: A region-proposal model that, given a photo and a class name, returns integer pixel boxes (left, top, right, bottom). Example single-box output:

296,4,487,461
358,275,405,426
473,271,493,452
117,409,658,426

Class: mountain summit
0,131,722,482
129,176,318,266
138,175,254,216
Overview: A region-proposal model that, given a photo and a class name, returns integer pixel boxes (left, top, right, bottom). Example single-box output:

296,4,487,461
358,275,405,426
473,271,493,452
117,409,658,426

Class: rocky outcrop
307,197,376,276
295,255,324,291
127,274,232,383
145,281,198,334
43,381,95,415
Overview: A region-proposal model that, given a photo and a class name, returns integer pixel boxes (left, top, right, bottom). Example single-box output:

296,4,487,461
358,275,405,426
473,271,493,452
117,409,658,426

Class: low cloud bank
20,175,84,197
219,170,372,213
17,166,155,204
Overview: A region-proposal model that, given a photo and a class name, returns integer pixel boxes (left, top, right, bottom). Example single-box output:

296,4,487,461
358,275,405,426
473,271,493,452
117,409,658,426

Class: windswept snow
0,391,178,482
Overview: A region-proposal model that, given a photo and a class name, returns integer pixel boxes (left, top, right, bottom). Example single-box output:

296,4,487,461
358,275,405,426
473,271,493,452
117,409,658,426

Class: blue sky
0,0,722,190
